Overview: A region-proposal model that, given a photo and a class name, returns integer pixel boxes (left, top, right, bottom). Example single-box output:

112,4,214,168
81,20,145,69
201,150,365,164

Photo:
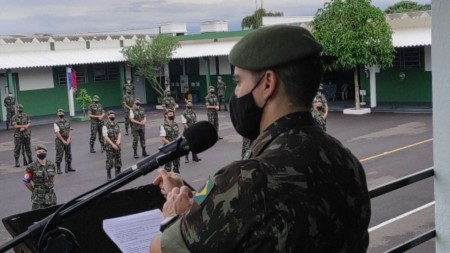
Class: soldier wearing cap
205,85,222,139
102,110,122,181
88,95,105,153
11,104,32,167
162,89,177,113
216,76,228,111
130,98,149,158
160,109,180,173
151,25,370,253
3,91,16,131
312,98,326,131
54,109,75,174
315,83,329,123
123,78,135,95
181,101,201,163
123,87,135,136
23,145,57,210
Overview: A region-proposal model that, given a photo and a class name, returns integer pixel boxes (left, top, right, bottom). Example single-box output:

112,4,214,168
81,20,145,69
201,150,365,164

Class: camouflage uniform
122,92,135,135
24,160,57,210
315,90,328,115
241,137,252,160
104,120,122,178
3,94,16,130
123,82,135,94
217,79,227,111
182,108,200,162
312,109,326,131
160,121,180,173
162,95,177,112
54,117,73,170
161,112,370,253
205,92,219,132
130,105,147,155
88,101,105,151
11,110,32,166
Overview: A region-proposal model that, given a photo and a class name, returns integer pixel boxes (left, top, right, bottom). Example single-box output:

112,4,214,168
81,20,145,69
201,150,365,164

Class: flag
72,70,77,92
66,67,77,92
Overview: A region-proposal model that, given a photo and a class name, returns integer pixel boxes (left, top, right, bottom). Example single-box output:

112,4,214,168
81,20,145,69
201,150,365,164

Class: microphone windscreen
183,121,218,153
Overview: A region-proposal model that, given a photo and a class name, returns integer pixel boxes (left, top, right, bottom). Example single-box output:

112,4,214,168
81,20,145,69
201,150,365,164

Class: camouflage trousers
31,189,56,210
55,138,72,164
14,136,31,159
105,145,122,170
218,96,227,111
124,111,130,134
132,128,146,150
164,158,180,173
6,109,15,124
207,110,219,132
89,121,104,146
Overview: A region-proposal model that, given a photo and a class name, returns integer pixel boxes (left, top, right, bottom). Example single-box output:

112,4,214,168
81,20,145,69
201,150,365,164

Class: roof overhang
0,48,124,69
392,27,431,48
171,41,237,59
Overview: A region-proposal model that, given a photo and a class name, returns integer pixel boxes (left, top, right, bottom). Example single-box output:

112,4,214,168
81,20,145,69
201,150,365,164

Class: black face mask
94,101,98,104
18,110,23,113
135,103,141,107
58,114,64,119
210,91,214,94
109,117,115,121
168,116,175,121
37,152,47,160
187,106,192,109
229,74,266,141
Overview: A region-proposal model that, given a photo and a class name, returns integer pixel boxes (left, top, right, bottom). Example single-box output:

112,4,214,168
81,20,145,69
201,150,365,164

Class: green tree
312,0,395,110
75,88,92,117
241,8,283,29
385,1,431,14
122,35,180,97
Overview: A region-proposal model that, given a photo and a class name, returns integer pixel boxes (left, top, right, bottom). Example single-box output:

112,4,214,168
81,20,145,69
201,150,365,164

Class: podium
2,184,165,253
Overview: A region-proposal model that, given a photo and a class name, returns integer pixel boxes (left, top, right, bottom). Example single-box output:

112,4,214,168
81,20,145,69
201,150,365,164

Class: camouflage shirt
160,122,179,142
182,109,197,127
315,91,328,114
54,118,72,138
88,102,104,122
217,81,226,97
311,109,326,131
162,111,370,253
105,121,121,144
26,160,57,205
123,94,135,112
162,96,177,111
12,113,31,137
205,94,218,110
4,96,16,111
131,106,146,130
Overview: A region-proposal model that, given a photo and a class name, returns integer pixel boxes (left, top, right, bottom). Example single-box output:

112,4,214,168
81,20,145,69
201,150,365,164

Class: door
133,75,146,104
0,77,8,121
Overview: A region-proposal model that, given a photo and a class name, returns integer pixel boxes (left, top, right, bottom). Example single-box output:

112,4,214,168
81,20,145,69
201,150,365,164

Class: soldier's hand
112,144,119,150
20,127,25,131
153,168,183,198
162,186,194,217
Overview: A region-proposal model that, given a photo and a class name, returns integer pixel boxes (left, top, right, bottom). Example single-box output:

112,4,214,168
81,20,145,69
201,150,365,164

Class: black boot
125,128,129,136
6,122,9,131
115,167,121,177
90,144,96,153
15,158,20,167
193,153,202,162
142,147,149,157
67,162,76,172
56,163,63,174
185,155,189,163
133,149,139,159
107,169,112,181
101,144,105,153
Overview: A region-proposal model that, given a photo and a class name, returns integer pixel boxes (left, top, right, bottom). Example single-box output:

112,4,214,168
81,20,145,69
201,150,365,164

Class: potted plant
75,88,92,119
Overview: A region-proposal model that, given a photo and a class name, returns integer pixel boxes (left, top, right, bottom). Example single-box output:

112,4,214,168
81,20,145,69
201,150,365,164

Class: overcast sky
0,0,431,36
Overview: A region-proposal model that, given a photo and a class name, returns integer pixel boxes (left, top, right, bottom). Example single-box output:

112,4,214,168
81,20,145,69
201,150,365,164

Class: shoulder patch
194,177,215,205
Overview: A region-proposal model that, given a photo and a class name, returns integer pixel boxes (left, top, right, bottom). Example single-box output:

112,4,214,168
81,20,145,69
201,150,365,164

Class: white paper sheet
103,209,164,253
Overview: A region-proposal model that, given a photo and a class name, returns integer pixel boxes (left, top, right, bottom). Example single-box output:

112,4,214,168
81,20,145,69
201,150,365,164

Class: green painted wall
375,68,431,103
77,80,122,108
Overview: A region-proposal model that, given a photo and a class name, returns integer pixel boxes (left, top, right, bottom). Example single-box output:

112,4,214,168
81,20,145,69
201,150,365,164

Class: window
90,63,120,82
185,58,199,75
169,59,183,76
392,47,424,69
54,66,87,85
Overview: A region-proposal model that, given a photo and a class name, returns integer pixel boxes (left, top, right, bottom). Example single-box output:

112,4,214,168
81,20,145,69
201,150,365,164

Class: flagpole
66,67,75,117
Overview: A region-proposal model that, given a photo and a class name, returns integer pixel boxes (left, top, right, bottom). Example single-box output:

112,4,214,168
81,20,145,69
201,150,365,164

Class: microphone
116,121,218,179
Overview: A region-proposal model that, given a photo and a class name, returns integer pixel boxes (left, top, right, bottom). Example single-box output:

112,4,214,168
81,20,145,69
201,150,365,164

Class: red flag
71,70,77,92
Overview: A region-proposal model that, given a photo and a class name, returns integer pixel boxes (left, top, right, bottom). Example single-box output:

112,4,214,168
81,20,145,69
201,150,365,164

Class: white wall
199,57,217,75
218,56,231,75
18,67,54,91
424,45,432,71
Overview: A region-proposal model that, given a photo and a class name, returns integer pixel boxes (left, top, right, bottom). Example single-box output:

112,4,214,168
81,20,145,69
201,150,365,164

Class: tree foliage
312,0,395,109
385,1,431,14
75,88,92,117
122,35,180,96
241,8,283,29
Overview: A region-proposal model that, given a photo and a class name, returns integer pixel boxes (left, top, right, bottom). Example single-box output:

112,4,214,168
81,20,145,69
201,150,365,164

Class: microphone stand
0,142,186,253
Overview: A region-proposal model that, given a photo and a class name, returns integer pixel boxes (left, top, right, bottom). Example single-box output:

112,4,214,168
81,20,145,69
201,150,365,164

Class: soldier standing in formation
162,90,177,113
54,109,75,174
3,91,16,131
130,98,149,158
217,76,228,111
88,95,105,153
123,78,135,95
181,101,201,163
315,83,329,122
160,110,180,173
312,98,327,131
23,145,57,210
102,111,122,181
205,86,222,139
122,87,135,136
11,104,32,167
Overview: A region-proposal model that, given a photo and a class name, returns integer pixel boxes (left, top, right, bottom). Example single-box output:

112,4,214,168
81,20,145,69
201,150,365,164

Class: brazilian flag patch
194,177,215,205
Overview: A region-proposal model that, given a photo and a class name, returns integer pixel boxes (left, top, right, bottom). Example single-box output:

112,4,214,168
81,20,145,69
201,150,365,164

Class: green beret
17,104,24,109
209,86,215,90
35,145,47,151
107,110,115,115
229,25,323,70
57,109,64,113
93,95,99,101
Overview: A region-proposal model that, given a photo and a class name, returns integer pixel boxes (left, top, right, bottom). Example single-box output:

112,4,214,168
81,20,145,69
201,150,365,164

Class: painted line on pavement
360,138,433,163
369,201,435,232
